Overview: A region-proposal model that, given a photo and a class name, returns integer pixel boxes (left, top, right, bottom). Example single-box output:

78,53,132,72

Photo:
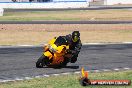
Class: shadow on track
40,65,79,69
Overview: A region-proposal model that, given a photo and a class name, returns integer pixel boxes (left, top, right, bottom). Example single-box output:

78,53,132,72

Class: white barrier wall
0,2,89,9
106,0,132,5
0,0,12,2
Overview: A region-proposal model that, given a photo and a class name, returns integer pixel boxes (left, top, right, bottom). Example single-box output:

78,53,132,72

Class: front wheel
36,55,45,68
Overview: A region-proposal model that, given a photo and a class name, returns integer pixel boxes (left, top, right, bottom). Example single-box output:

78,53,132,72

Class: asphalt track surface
0,44,132,81
1,21,132,24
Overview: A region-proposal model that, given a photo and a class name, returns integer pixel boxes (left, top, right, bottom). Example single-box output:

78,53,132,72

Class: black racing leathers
64,34,82,63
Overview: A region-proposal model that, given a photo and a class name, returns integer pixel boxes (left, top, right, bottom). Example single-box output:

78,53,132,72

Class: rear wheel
60,58,69,67
70,54,78,63
70,58,77,63
36,55,45,68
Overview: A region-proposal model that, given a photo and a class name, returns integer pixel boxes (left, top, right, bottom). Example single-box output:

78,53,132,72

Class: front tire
36,55,45,68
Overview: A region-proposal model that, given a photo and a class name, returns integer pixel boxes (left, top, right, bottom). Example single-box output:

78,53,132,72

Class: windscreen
54,36,68,46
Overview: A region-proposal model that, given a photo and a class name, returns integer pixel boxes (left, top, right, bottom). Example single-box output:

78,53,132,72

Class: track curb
0,67,131,83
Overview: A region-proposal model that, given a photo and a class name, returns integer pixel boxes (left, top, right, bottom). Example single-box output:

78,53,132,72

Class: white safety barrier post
0,8,4,16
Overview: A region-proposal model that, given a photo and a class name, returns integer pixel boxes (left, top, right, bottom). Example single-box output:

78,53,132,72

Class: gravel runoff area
0,24,132,45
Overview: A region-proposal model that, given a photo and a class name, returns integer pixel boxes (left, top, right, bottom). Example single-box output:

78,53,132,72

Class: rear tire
36,55,45,68
70,58,77,63
60,58,69,67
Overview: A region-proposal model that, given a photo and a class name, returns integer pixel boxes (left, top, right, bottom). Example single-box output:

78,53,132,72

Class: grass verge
0,70,132,88
1,9,132,21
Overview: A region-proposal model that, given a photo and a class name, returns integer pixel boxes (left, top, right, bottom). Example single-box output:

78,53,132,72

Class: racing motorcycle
36,36,73,68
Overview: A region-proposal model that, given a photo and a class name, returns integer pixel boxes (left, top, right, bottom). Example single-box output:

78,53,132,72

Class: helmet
72,31,80,42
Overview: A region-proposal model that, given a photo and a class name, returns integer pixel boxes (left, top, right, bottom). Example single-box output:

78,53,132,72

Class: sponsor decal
79,67,131,86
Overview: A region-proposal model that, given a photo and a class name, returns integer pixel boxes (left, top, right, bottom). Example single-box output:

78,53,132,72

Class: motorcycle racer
64,31,82,63
36,31,82,68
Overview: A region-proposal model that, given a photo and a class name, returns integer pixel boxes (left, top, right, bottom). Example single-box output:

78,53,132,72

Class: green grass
1,9,132,21
0,11,82,21
0,10,83,21
0,70,132,88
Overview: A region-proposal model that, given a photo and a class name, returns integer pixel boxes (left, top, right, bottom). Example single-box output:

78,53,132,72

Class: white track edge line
0,42,132,48
0,68,131,83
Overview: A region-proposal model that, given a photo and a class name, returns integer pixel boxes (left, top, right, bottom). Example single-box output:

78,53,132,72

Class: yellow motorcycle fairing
51,45,69,65
43,51,53,59
43,36,70,65
51,54,64,65
49,37,56,45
